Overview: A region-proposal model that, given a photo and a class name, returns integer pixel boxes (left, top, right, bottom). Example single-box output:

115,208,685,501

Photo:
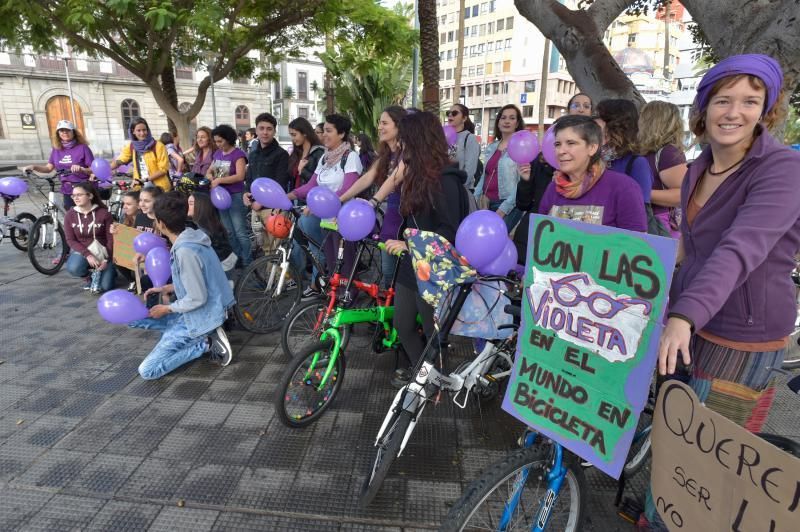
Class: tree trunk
418,0,440,113
160,54,180,137
515,0,644,106
453,0,466,107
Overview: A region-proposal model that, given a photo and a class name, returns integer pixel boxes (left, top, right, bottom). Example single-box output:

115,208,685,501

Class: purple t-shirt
645,145,687,216
608,154,653,203
49,144,95,195
538,169,647,232
210,148,247,194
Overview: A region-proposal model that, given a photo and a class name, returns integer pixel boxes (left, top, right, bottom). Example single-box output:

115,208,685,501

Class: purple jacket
669,127,800,341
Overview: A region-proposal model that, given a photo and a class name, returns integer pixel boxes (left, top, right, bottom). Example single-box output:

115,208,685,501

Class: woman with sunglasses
473,104,526,232
447,104,481,189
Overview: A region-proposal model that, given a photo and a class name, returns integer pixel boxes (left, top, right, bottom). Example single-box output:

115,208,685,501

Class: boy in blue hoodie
131,192,235,379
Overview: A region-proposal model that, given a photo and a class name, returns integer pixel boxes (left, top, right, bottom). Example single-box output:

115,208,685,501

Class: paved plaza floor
1,202,798,531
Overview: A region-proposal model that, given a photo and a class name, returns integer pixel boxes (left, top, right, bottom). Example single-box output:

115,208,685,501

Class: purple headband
694,54,783,115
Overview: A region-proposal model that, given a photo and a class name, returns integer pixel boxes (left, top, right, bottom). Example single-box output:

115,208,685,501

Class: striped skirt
642,334,786,530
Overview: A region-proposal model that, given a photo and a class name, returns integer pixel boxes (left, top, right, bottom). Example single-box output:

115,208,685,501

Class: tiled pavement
1,200,798,531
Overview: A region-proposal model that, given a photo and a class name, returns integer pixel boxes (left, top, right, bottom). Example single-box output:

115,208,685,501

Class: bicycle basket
404,228,477,310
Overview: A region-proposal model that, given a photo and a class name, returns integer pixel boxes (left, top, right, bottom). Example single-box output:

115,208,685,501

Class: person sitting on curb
130,192,235,380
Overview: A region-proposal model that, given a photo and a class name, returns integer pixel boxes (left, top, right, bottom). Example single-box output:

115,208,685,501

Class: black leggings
394,281,437,367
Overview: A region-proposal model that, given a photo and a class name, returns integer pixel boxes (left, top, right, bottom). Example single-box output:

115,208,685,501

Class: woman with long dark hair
287,117,324,192
383,111,468,386
341,106,407,287
447,103,481,188
112,117,171,191
473,104,525,231
208,124,249,267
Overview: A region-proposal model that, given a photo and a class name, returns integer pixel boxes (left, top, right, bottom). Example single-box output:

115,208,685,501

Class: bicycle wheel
27,215,68,275
275,338,346,428
441,444,586,532
623,413,652,477
359,409,413,507
280,299,352,359
9,212,36,251
233,253,301,333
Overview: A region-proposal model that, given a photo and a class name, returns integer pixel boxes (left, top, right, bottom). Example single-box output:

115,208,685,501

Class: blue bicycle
440,374,800,532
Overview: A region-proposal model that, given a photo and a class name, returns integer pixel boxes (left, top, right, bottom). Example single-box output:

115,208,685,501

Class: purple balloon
0,177,28,196
211,186,232,210
443,125,458,146
455,210,507,269
542,127,558,168
91,159,112,181
145,246,171,288
338,199,376,242
479,239,518,276
307,186,341,219
507,130,541,164
97,289,149,324
133,232,167,255
251,177,292,210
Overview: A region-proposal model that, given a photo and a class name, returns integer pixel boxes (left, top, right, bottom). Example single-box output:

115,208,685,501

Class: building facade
436,0,579,141
0,49,325,162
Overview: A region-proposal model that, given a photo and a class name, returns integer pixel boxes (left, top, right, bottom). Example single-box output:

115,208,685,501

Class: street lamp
60,40,77,124
206,53,219,125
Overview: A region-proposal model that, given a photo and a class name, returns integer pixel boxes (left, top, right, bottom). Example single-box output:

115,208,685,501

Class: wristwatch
369,197,380,208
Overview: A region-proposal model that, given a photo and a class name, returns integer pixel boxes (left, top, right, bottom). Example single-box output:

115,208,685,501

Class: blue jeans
129,313,208,380
65,251,116,292
381,249,398,289
291,213,326,285
504,207,524,232
218,192,251,267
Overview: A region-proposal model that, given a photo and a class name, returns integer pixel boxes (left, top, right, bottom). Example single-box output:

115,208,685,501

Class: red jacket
64,205,115,260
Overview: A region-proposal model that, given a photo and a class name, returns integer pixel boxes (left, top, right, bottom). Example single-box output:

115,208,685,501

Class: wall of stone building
0,74,270,163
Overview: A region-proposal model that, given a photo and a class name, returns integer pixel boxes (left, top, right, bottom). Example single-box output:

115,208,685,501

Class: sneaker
302,286,322,300
390,368,412,389
208,326,233,366
127,282,137,292
283,279,299,292
82,276,92,290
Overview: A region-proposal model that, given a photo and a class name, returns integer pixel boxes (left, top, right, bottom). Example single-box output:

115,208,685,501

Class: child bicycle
233,206,332,333
438,375,800,532
26,169,71,275
359,264,523,507
274,236,403,428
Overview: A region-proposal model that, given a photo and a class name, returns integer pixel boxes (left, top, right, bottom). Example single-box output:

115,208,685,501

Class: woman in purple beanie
640,54,800,530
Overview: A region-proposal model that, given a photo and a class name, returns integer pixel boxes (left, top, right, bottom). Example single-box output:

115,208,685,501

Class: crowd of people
20,51,800,529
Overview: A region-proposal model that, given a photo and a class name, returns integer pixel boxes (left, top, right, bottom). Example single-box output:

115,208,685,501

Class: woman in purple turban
640,54,800,530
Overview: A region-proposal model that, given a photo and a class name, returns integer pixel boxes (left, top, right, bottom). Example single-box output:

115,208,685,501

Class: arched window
121,99,140,135
234,105,250,131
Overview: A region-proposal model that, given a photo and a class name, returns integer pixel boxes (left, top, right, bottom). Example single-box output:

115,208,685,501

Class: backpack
463,133,484,188
625,155,670,237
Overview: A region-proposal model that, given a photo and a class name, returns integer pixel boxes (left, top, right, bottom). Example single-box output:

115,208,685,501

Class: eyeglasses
549,273,652,319
569,103,592,110
447,110,461,117
70,193,88,198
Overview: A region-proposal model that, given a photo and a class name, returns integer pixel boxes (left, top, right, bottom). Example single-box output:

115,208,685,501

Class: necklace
708,155,746,176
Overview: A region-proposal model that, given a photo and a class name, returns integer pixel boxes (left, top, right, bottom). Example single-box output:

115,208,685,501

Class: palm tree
418,0,440,113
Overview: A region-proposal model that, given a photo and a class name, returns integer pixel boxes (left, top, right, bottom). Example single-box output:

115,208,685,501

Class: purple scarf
61,139,77,149
694,54,783,114
129,123,156,152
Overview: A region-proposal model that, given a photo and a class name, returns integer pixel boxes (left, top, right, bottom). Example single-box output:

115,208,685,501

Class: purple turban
694,54,784,114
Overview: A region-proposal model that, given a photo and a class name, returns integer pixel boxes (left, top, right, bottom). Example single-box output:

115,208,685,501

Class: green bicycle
274,241,404,428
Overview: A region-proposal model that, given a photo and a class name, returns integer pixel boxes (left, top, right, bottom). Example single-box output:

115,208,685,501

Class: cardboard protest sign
651,380,800,531
501,215,677,478
112,224,141,271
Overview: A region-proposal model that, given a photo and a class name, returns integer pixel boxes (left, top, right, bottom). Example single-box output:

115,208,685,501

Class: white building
436,0,579,140
0,48,325,162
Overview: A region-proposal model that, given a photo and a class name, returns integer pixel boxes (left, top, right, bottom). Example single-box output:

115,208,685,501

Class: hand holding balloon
211,186,232,210
97,289,149,324
251,177,292,211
